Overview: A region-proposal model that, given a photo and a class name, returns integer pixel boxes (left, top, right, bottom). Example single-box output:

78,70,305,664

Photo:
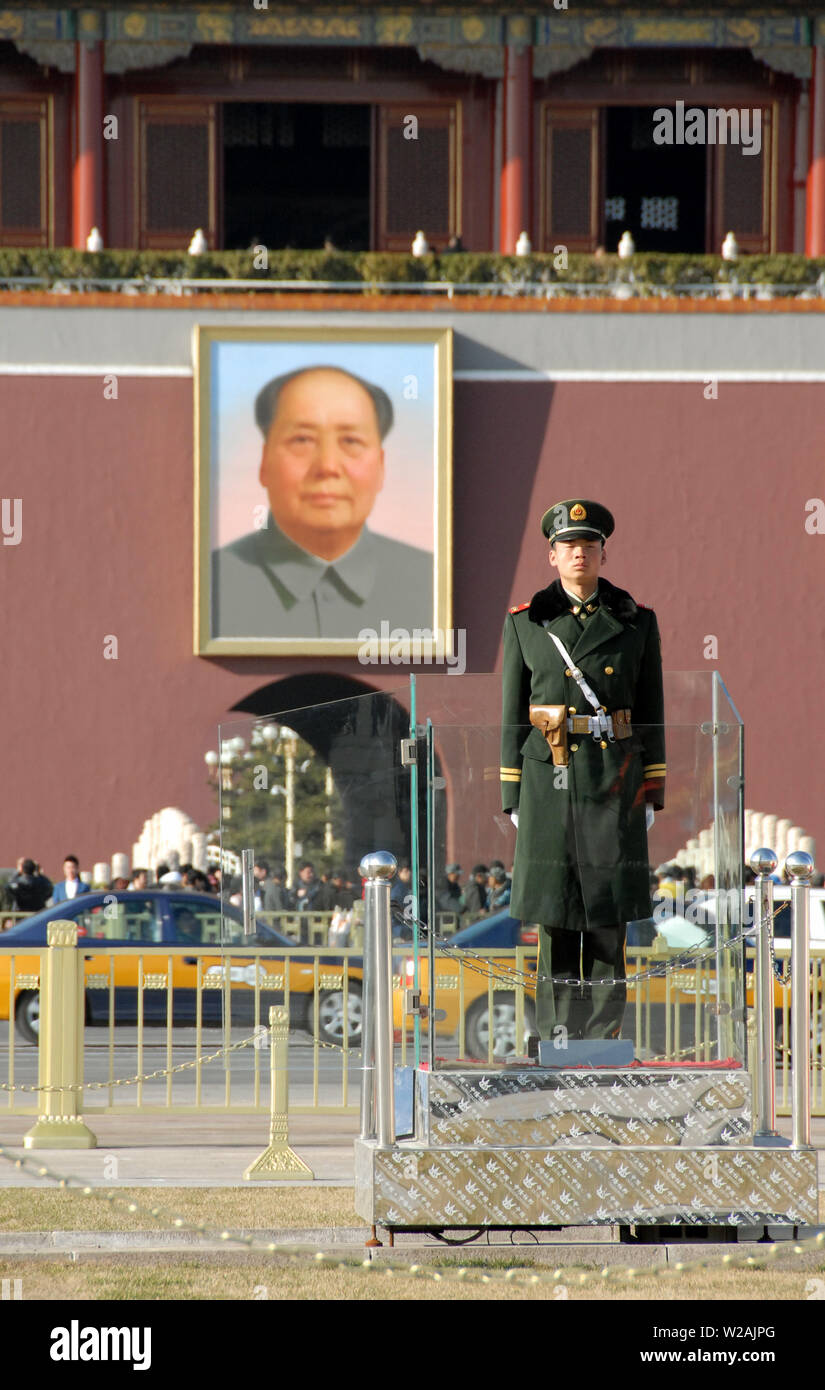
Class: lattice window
640,196,679,231
0,100,49,246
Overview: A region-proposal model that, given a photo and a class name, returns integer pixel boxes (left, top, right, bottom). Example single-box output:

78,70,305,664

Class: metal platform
413,1067,753,1148
354,1068,818,1229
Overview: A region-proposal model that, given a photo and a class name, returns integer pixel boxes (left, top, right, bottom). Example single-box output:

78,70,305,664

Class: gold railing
4,934,823,1123
0,936,368,1117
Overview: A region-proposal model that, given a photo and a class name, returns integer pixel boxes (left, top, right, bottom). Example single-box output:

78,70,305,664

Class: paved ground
0,1112,823,1188
0,1112,360,1186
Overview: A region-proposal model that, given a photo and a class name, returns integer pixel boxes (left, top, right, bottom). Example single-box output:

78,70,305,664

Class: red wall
1,365,823,876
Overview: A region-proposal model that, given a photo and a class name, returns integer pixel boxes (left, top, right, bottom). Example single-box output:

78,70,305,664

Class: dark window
145,123,210,232
222,102,371,251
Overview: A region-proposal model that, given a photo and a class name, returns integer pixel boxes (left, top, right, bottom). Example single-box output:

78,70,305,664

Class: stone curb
0,1227,821,1262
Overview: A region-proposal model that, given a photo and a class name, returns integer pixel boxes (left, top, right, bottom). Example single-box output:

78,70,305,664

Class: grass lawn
0,1187,822,1300
0,1256,822,1301
0,1187,359,1233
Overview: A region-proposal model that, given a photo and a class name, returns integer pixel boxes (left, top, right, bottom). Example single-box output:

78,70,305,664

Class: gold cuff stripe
500,773,522,782
644,768,666,777
500,766,522,774
644,763,667,771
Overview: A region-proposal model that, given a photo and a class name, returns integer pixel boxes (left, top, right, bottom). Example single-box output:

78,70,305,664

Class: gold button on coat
568,706,576,714
605,666,613,674
564,668,571,677
570,743,579,752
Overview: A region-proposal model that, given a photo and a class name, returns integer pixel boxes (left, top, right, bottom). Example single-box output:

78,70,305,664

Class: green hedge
1,247,825,291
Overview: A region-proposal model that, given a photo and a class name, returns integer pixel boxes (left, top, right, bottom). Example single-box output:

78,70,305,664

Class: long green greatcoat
500,578,666,930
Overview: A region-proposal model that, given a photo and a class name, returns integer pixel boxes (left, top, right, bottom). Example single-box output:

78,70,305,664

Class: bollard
244,1006,313,1179
359,870,376,1142
359,851,397,1150
786,852,813,1150
23,923,96,1149
749,848,786,1146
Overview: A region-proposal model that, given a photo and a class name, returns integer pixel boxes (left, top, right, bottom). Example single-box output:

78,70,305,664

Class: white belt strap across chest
543,625,615,743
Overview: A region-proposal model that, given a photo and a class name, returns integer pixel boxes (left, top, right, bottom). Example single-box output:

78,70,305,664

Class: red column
806,45,825,255
499,44,532,254
792,82,809,252
72,40,104,248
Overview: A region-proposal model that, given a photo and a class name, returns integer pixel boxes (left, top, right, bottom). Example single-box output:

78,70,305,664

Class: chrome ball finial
784,851,814,883
358,851,398,882
749,847,778,878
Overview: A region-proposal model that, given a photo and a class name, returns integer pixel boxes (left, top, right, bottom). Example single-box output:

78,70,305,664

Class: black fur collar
527,578,638,625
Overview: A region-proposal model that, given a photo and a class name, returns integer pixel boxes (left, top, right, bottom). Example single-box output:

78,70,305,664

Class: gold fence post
23,923,96,1149
244,1006,313,1180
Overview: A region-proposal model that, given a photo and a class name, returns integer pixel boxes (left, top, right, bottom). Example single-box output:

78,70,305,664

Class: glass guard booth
215,671,745,1073
214,672,822,1233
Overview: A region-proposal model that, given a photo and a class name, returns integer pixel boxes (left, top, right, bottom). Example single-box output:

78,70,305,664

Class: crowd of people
432,861,514,924
1,853,365,922
5,851,819,934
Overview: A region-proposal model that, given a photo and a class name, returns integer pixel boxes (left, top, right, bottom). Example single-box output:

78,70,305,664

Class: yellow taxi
0,891,363,1047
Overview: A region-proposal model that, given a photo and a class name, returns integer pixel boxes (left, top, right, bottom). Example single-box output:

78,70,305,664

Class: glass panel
712,672,746,1063
415,672,745,1074
217,686,413,1104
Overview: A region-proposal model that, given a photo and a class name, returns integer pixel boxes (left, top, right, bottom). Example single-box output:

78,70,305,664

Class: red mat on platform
433,1057,744,1070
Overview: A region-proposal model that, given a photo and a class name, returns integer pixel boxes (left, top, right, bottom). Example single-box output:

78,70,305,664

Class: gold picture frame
194,324,453,656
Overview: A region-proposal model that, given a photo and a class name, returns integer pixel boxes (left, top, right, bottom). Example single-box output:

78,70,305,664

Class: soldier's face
549,538,605,588
260,369,385,561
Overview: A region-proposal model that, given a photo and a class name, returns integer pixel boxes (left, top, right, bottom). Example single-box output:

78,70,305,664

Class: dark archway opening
229,674,415,868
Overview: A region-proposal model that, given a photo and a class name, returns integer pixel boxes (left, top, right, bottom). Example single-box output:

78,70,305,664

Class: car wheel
15,991,39,1045
317,982,363,1048
465,993,537,1060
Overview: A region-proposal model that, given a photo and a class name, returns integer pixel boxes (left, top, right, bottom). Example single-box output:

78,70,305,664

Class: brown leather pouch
612,708,632,740
529,704,569,767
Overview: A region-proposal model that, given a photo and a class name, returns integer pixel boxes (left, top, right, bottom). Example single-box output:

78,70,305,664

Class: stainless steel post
710,676,723,1060
749,848,784,1145
359,851,397,1149
786,851,813,1149
359,864,376,1141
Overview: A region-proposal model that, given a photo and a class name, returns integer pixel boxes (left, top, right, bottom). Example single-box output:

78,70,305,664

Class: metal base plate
355,1140,817,1228
537,1039,635,1067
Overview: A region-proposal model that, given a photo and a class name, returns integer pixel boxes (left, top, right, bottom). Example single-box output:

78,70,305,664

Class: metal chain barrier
0,1026,366,1095
411,909,787,990
0,901,807,1095
0,1143,821,1291
402,905,823,1068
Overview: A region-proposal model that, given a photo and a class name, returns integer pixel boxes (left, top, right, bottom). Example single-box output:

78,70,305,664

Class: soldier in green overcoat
500,500,665,1040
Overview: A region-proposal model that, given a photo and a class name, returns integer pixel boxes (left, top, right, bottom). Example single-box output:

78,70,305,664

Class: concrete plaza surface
0,1112,361,1187
0,1112,823,1189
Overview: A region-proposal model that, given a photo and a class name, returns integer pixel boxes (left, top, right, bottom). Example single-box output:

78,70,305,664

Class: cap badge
570,503,587,521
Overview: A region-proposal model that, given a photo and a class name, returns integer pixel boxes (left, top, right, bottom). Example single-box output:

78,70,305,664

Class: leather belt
567,709,632,739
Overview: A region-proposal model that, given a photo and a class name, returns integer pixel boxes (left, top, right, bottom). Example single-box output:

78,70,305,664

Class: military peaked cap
540,499,615,545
